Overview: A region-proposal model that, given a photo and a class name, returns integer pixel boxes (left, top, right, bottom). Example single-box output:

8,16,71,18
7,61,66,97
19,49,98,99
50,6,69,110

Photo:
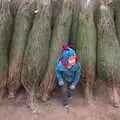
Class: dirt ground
0,90,120,120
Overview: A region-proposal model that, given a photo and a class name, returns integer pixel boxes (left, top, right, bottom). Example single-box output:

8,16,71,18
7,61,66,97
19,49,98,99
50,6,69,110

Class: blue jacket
56,57,81,87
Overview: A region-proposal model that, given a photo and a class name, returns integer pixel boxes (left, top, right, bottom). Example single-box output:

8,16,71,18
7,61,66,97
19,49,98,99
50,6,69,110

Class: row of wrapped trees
0,0,120,108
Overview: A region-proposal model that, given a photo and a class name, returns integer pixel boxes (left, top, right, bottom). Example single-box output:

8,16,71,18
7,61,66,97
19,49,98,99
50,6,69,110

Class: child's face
68,55,76,65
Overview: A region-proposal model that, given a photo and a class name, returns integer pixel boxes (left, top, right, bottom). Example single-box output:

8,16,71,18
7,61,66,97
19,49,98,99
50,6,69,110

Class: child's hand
69,85,75,90
58,81,64,86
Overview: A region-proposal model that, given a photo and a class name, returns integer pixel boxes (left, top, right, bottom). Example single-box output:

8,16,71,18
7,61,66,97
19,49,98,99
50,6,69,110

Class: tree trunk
0,0,13,99
21,0,52,106
7,0,35,98
76,0,97,104
39,0,73,102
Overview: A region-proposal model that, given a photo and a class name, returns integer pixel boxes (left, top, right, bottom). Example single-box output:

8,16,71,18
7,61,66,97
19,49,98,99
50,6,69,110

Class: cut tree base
111,87,120,108
41,93,49,102
8,92,15,99
84,83,93,105
0,87,7,101
25,93,40,113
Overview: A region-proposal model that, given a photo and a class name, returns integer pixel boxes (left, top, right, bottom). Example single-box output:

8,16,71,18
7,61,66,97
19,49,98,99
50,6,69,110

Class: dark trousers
60,81,75,105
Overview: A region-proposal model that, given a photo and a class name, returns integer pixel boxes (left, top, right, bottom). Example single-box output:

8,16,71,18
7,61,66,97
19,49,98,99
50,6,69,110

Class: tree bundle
8,0,35,98
76,0,97,102
0,0,12,98
21,0,52,100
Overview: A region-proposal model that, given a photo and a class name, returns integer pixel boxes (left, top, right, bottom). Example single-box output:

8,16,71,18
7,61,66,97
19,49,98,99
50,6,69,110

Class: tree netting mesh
77,0,97,80
0,0,12,92
7,0,35,97
96,1,120,86
76,0,97,102
21,0,52,98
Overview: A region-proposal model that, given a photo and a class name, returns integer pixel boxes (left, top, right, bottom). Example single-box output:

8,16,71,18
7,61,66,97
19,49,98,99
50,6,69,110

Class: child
56,46,81,108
